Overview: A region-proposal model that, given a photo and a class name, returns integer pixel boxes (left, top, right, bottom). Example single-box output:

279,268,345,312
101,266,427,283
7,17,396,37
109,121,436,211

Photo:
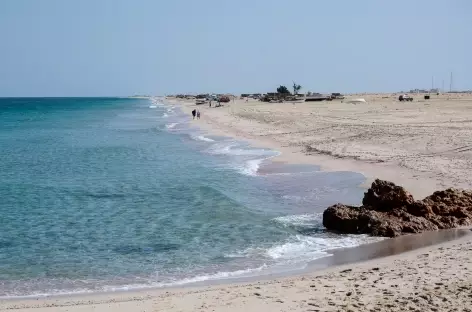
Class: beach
2,94,472,311
175,93,472,199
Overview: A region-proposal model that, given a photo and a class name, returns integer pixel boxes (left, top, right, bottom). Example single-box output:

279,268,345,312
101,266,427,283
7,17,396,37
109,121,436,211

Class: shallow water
0,97,381,297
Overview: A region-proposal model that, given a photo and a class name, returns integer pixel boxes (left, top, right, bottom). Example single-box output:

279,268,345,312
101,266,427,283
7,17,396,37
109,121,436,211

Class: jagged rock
322,179,472,237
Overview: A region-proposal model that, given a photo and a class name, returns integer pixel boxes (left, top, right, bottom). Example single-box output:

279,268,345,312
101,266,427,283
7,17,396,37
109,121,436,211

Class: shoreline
166,98,425,196
169,95,472,199
2,230,471,311
3,96,472,311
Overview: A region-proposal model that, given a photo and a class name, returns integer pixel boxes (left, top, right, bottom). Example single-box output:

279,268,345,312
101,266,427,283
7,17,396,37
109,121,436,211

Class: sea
0,97,381,298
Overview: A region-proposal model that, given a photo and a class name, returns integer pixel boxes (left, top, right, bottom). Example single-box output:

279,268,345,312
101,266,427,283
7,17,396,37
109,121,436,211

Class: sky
0,0,471,96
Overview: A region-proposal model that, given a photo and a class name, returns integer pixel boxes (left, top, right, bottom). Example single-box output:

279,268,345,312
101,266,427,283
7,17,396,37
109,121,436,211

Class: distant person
191,109,196,119
209,100,212,107
197,110,201,119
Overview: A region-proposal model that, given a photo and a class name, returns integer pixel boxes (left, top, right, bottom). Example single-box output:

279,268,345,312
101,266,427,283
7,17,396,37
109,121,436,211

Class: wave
273,213,323,228
165,123,178,129
207,142,275,157
1,265,270,299
205,141,280,176
227,213,384,266
269,213,384,263
105,265,270,292
2,212,383,299
190,134,215,142
239,151,281,176
239,158,264,176
226,233,383,265
149,99,164,107
162,113,169,118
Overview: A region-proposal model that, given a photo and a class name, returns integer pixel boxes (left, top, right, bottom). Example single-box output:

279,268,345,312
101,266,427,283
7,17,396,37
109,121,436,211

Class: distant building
409,89,428,93
408,88,440,93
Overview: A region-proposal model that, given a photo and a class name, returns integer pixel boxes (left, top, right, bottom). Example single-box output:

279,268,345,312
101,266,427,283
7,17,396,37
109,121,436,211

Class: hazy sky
0,0,470,96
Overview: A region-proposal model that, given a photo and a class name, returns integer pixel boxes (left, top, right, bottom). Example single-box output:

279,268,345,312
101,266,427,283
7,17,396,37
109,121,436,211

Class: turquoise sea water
0,97,379,297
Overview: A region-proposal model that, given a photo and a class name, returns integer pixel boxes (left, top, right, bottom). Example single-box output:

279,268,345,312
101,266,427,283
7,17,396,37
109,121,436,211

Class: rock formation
323,179,472,237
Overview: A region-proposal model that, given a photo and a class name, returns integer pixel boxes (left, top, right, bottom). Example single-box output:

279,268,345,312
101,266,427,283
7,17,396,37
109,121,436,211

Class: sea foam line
0,265,271,299
237,151,281,176
190,134,215,142
165,123,178,129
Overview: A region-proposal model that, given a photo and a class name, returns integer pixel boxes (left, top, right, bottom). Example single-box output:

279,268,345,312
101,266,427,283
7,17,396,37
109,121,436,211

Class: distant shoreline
168,93,472,198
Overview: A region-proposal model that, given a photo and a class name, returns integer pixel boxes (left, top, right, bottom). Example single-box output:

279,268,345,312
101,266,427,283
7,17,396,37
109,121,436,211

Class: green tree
293,82,302,95
277,85,290,95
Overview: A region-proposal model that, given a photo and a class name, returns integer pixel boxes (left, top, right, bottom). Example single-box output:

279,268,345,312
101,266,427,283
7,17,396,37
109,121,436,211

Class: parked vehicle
219,96,231,103
399,94,413,102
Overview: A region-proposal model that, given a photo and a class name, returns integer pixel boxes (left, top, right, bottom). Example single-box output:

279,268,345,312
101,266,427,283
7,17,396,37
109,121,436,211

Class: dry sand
3,93,472,312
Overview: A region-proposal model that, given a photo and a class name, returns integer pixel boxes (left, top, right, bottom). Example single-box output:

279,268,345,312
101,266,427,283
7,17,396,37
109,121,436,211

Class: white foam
102,265,270,292
149,97,165,107
0,288,95,299
265,235,332,261
273,213,323,228
207,142,275,157
227,213,385,265
239,158,264,176
149,105,157,108
190,134,215,142
204,141,280,176
1,265,273,299
165,123,178,129
230,234,383,266
162,113,169,118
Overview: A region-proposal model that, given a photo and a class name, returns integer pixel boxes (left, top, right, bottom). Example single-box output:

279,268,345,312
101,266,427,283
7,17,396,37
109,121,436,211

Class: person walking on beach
196,110,201,119
191,109,196,119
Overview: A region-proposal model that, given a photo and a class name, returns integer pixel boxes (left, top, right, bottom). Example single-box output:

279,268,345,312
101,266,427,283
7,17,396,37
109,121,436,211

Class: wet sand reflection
309,228,471,270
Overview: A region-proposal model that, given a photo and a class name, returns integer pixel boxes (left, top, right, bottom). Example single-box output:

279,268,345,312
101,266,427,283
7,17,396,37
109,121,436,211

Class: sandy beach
174,93,472,199
3,93,472,312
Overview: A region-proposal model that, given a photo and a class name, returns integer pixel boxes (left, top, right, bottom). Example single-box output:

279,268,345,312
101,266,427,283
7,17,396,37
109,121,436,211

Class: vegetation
292,82,302,95
277,85,291,95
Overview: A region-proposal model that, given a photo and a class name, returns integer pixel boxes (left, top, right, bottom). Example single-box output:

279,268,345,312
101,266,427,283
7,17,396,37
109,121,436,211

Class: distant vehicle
329,93,345,100
219,96,231,103
306,93,329,102
399,94,413,102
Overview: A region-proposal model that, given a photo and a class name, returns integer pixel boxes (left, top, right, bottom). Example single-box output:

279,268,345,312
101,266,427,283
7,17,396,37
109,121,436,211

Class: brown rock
322,179,472,237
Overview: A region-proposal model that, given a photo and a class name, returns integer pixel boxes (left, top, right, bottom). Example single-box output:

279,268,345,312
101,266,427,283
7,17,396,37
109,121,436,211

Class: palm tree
293,82,302,95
